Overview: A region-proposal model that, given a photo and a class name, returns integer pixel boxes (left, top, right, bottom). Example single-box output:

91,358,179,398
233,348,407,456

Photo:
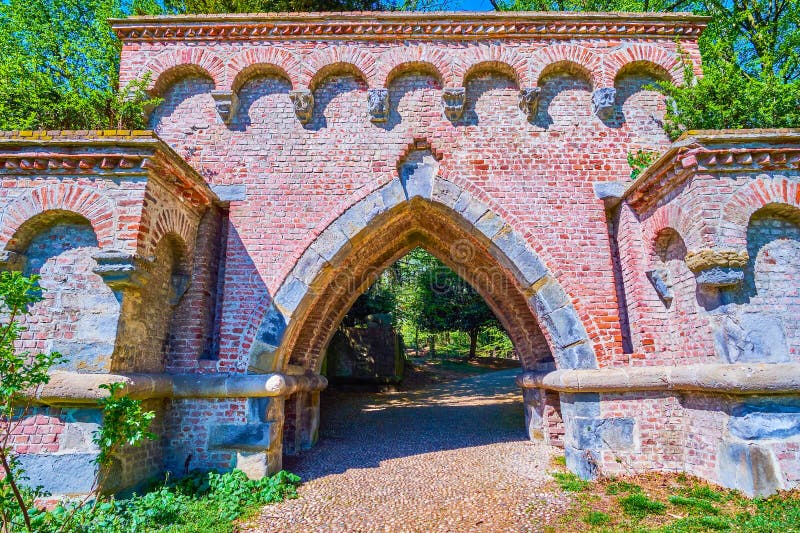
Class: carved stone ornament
367,88,389,123
92,249,151,292
289,89,314,124
442,88,466,121
211,91,239,124
591,88,616,119
519,87,542,119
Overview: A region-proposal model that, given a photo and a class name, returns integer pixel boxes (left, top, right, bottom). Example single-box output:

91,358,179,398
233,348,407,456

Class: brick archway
250,176,598,375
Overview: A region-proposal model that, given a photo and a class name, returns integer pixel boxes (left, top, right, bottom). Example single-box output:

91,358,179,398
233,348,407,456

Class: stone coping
27,371,328,406
0,130,217,208
111,11,708,41
517,362,800,395
624,128,800,214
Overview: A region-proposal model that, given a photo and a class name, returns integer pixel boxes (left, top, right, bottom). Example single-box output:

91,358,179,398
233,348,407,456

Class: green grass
669,495,721,515
619,493,667,518
583,511,612,526
552,471,592,492
606,480,643,496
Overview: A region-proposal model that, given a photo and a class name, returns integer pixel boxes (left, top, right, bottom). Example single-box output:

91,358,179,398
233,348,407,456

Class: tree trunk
414,326,419,357
429,335,436,358
468,329,479,360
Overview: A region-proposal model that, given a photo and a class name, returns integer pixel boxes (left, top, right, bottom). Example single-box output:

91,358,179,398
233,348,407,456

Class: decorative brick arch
377,46,452,86
0,184,116,251
226,48,302,92
603,44,684,87
301,47,379,89
719,178,800,248
530,44,601,87
455,47,530,87
245,175,599,374
641,202,698,255
141,48,225,94
140,207,197,262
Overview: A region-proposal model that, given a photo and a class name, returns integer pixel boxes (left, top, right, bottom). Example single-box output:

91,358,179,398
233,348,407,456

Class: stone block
529,277,570,317
211,184,247,201
719,440,784,497
431,178,461,209
209,422,279,451
544,307,587,349
17,452,100,495
475,212,504,240
695,266,744,287
592,181,627,201
273,277,308,317
311,224,351,263
453,192,488,224
729,400,800,440
714,313,789,364
565,445,599,480
380,178,407,208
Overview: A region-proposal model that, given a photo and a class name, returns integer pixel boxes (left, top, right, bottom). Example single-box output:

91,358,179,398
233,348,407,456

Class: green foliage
13,469,300,533
627,149,661,180
160,0,384,13
552,471,591,492
619,493,667,518
502,1,800,137
0,271,66,533
93,382,157,467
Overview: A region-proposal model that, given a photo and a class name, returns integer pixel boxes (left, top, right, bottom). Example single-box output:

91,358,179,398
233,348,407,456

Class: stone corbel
519,87,541,119
211,91,239,124
591,88,616,119
289,89,314,124
442,88,466,121
0,250,26,271
685,248,749,288
367,88,389,123
92,249,151,292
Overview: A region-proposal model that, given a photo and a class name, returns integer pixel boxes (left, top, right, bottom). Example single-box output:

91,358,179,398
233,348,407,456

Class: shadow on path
283,368,528,481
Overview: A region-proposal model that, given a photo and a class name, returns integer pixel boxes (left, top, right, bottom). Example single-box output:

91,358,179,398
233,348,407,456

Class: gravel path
244,369,568,532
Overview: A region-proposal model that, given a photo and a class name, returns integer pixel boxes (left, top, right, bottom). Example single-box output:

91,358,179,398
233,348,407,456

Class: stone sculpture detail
368,89,389,123
442,88,466,121
591,88,616,119
289,89,314,124
519,87,542,119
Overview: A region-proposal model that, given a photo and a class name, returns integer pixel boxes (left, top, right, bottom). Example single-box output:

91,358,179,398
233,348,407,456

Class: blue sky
452,0,496,10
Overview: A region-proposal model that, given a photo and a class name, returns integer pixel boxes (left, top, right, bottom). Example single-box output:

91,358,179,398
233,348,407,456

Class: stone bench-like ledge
27,371,328,406
517,362,800,395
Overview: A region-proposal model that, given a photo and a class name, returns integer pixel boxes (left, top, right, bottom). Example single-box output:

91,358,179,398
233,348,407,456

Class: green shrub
619,493,666,518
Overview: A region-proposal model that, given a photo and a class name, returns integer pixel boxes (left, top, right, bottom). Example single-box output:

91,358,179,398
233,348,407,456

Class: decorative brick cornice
111,11,708,42
0,130,217,210
624,129,800,214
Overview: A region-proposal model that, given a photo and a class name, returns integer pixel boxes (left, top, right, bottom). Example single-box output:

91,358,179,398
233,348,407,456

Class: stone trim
25,371,328,406
0,130,217,210
111,12,708,42
685,248,749,272
517,363,800,394
623,129,800,214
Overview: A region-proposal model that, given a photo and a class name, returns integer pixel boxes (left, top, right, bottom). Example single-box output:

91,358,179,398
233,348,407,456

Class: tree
0,272,156,533
500,1,800,137
412,253,499,360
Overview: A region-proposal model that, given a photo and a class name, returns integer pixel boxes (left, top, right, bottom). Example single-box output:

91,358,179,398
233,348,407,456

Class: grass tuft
582,511,611,526
669,495,720,515
619,493,667,518
551,472,591,492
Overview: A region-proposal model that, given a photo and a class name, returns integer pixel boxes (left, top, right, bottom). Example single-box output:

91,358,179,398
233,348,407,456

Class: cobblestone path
244,369,567,532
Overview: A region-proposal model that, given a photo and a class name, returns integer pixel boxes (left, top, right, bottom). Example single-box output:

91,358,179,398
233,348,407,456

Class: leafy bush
19,469,300,533
627,150,661,180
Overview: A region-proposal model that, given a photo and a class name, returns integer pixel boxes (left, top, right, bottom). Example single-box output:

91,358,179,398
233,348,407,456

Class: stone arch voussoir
248,175,599,375
141,48,225,95
603,44,684,87
226,47,302,92
719,178,800,249
301,47,379,89
0,184,116,251
530,44,601,88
